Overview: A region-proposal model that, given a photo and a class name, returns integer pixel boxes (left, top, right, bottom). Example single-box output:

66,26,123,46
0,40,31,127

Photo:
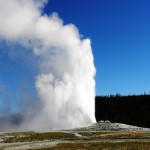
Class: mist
0,0,96,130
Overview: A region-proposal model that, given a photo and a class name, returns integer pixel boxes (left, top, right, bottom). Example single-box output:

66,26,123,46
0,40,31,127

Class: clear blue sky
44,0,150,95
1,0,150,99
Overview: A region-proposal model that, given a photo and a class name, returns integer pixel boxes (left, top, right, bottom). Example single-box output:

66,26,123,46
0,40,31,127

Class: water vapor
0,0,96,130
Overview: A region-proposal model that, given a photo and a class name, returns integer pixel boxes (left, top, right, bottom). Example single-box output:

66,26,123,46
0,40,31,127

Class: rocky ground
1,122,150,149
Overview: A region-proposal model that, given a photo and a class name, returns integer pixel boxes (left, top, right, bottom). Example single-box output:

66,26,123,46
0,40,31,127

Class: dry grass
79,131,150,139
105,132,150,139
2,131,150,150
79,131,114,137
3,132,76,143
28,141,150,150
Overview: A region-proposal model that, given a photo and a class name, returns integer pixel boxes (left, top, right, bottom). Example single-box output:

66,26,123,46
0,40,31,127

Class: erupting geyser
0,0,96,130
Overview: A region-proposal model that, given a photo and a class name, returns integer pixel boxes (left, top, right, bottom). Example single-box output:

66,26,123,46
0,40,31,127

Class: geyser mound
0,0,96,130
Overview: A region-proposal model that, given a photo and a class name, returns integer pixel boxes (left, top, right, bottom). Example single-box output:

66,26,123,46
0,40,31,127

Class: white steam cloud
0,0,96,130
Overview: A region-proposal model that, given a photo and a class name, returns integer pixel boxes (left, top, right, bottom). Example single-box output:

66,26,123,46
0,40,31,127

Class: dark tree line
95,94,150,128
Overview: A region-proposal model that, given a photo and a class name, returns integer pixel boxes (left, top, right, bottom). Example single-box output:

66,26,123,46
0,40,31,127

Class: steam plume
0,0,96,130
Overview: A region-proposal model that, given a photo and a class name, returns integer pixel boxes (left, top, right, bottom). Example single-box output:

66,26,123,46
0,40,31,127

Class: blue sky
44,0,150,95
0,0,150,98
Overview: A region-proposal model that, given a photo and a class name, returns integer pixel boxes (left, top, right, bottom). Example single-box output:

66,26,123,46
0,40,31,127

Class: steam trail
0,0,96,130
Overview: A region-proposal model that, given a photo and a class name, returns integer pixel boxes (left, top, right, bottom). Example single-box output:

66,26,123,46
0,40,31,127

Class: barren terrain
1,122,150,149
